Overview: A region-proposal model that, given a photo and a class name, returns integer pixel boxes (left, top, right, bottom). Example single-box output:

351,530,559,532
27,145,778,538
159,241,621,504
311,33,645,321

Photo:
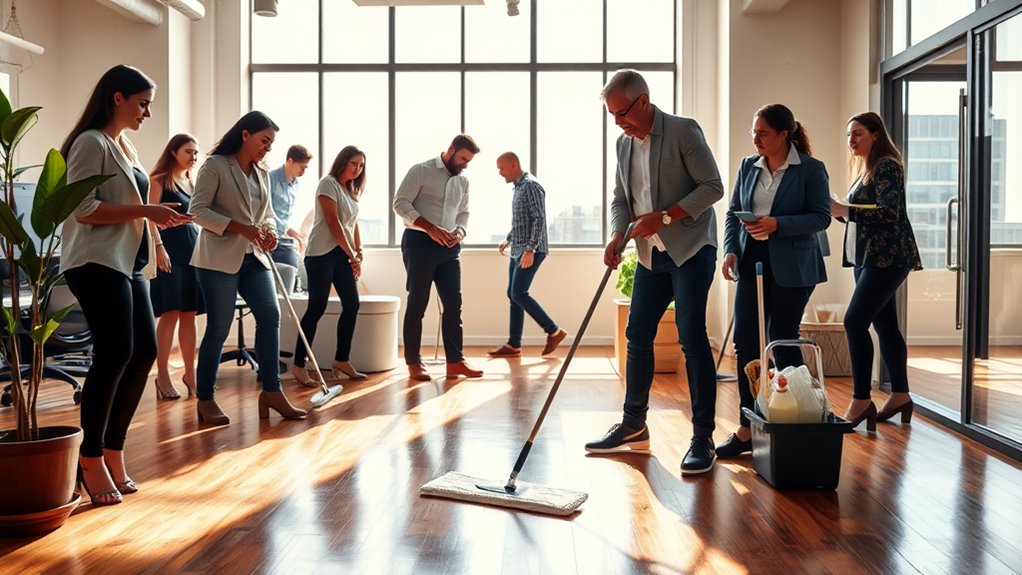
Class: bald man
490,152,567,358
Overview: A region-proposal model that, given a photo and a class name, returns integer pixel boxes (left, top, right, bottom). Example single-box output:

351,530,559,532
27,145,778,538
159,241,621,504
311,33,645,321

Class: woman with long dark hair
831,112,921,431
292,146,368,385
715,103,831,459
188,111,306,425
149,133,204,400
60,64,192,504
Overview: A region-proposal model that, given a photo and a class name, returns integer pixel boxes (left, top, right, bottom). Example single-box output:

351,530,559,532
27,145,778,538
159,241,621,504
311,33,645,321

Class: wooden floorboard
2,346,1021,574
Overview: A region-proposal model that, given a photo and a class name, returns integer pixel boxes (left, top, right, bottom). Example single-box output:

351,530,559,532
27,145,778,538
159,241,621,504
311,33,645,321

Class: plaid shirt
506,172,549,258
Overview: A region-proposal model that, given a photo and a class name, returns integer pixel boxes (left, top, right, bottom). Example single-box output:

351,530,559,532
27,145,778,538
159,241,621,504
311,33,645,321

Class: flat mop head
310,384,344,408
420,471,588,516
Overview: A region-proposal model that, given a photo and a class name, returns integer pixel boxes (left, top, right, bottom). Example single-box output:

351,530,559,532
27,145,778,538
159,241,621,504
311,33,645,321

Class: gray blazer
723,153,831,288
189,155,276,274
59,129,156,279
610,106,724,269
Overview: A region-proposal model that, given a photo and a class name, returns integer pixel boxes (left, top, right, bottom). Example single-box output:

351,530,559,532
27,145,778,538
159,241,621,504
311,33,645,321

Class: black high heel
847,402,878,432
877,399,914,423
77,463,123,506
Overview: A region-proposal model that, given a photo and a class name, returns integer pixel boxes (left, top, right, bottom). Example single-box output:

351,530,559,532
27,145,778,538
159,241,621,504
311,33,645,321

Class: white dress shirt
629,135,666,262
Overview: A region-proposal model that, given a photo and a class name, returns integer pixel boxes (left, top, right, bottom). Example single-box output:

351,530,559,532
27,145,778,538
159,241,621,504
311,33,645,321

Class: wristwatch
661,210,673,226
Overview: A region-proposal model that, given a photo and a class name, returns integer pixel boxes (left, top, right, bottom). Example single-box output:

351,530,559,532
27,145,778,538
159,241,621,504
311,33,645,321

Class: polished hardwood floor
2,346,1022,574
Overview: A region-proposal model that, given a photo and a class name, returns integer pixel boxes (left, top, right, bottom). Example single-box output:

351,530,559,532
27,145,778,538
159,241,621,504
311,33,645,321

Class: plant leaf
43,174,115,226
16,241,41,284
0,88,11,127
0,200,29,246
30,311,71,346
13,164,44,181
32,149,67,238
1,106,41,151
1,306,16,339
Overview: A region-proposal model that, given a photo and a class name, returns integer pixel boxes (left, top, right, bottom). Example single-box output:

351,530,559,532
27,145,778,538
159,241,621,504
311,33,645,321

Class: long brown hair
151,133,198,190
328,145,367,199
61,65,155,159
847,112,903,183
756,103,812,156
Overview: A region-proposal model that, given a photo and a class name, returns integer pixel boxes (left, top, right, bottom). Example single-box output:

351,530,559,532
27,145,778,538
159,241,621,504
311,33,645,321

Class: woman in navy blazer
716,104,831,459
831,112,922,431
189,111,306,425
60,65,192,505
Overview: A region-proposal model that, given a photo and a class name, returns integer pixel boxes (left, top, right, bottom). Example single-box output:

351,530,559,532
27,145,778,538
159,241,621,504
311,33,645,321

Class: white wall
6,0,884,351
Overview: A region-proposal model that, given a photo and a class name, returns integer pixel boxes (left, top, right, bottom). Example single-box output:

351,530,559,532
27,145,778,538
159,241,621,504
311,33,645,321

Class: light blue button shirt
268,165,298,235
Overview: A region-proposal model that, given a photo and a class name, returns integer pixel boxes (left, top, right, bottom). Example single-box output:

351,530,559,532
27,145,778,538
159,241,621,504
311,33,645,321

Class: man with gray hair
585,69,724,476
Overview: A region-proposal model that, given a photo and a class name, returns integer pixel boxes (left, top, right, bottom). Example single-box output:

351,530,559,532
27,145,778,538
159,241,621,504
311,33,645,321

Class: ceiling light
254,0,277,17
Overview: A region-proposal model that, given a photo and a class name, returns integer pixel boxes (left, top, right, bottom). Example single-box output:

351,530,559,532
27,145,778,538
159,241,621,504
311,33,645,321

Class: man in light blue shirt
269,145,312,293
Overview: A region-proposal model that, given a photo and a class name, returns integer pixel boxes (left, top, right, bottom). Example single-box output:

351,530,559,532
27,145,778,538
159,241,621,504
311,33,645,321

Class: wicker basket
799,305,851,377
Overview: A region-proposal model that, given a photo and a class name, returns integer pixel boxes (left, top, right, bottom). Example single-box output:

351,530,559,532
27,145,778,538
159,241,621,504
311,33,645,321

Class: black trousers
294,247,360,365
845,265,912,399
400,229,463,364
64,264,157,457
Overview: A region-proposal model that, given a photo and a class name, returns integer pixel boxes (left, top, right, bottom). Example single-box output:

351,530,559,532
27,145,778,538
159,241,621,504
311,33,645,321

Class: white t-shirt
306,176,360,258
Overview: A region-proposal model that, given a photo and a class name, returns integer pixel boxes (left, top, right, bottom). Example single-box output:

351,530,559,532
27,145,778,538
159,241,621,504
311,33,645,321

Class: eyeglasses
613,95,643,118
749,129,775,139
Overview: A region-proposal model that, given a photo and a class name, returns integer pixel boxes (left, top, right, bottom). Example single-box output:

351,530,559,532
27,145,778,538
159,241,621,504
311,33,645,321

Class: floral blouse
841,157,923,270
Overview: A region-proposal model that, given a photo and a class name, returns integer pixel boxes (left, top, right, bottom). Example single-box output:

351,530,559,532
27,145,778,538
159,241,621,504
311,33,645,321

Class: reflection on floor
908,345,1022,442
2,346,1022,574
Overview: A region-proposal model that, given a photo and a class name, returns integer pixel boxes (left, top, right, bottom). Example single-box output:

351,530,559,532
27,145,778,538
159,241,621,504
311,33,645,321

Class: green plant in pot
0,86,112,536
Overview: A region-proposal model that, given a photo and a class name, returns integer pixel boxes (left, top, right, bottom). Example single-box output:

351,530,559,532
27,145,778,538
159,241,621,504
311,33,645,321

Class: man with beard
393,134,484,381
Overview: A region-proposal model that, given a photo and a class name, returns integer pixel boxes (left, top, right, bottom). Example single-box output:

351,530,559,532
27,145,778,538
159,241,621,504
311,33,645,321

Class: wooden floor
2,346,1022,574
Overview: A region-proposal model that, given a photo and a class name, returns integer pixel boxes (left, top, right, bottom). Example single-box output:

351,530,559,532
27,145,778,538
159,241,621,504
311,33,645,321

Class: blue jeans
195,254,281,398
846,265,912,399
623,245,717,438
507,252,558,348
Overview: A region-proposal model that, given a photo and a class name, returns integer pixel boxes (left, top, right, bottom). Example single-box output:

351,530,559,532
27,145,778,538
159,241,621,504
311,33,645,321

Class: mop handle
264,248,330,393
756,262,767,401
506,223,635,486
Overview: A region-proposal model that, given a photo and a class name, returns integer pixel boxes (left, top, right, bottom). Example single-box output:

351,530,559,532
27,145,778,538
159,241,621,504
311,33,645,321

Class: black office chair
1,260,87,406
220,298,259,370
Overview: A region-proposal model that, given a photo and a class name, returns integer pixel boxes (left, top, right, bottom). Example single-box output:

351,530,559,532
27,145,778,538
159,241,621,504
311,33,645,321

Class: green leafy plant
615,251,638,298
0,87,112,442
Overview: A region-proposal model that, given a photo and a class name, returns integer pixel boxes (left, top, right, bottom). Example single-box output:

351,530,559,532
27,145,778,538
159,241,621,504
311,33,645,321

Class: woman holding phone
716,103,831,459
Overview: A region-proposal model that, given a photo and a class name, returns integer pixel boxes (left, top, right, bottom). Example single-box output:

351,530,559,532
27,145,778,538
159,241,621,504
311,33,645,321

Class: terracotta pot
0,426,83,536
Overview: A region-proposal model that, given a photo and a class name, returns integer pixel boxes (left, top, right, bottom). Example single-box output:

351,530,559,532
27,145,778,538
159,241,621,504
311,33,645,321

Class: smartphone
733,211,758,223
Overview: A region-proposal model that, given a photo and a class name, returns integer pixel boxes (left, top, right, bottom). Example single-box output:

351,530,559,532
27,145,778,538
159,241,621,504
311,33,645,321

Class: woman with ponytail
715,103,832,459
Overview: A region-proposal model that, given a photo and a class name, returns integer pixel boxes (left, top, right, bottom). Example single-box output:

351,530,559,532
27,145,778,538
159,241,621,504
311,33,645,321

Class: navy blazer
723,150,831,288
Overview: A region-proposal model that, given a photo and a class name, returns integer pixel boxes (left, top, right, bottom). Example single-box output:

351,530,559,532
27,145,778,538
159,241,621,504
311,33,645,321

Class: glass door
970,11,1022,444
891,43,969,420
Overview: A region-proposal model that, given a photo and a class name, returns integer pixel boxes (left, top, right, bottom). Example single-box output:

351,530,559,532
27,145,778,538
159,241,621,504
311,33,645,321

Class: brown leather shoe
196,399,230,426
258,390,307,420
542,328,568,355
446,361,483,378
488,344,521,357
408,363,432,381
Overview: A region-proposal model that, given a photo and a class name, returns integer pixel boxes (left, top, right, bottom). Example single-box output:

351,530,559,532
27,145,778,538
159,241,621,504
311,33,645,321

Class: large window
251,0,676,246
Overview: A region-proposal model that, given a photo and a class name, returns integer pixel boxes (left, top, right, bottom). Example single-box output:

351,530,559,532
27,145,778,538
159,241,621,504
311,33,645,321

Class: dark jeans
65,264,157,457
401,229,463,364
846,265,912,399
506,251,558,348
294,247,359,366
732,240,815,427
195,254,281,398
623,245,717,438
270,238,300,268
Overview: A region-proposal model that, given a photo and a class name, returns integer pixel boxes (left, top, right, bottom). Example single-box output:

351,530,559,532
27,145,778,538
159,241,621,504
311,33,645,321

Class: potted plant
613,251,681,376
0,87,112,536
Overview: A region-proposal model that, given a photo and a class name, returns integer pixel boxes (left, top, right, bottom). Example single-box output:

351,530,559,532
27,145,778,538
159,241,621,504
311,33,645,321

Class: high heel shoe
877,399,914,423
181,373,196,398
332,361,366,381
291,364,320,388
154,377,181,400
846,402,878,432
258,391,307,420
77,463,123,506
196,399,230,425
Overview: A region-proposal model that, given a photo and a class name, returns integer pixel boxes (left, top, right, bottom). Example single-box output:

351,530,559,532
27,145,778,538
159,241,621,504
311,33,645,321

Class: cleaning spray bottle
767,374,800,423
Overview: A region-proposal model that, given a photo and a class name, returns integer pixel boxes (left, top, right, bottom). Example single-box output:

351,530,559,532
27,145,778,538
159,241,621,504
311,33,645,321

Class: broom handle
266,250,330,393
506,223,634,488
756,262,767,403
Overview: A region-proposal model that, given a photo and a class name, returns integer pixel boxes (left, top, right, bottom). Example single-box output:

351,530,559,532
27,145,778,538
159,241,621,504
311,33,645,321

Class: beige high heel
332,361,366,381
258,391,307,420
291,364,320,387
181,373,196,398
154,377,181,400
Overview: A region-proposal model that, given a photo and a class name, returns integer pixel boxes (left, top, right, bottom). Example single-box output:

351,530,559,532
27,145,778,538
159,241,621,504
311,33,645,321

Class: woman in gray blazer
716,104,831,459
189,111,306,425
60,65,192,505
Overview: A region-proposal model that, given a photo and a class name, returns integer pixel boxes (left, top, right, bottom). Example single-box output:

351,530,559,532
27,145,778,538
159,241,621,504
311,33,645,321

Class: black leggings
845,265,912,400
294,247,359,366
64,264,157,457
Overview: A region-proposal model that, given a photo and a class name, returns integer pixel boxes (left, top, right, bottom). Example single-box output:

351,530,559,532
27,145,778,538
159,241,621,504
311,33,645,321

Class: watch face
662,212,672,225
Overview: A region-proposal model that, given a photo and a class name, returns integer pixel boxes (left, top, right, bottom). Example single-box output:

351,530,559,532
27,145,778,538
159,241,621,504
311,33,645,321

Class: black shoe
681,437,716,475
714,432,752,459
584,423,650,454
